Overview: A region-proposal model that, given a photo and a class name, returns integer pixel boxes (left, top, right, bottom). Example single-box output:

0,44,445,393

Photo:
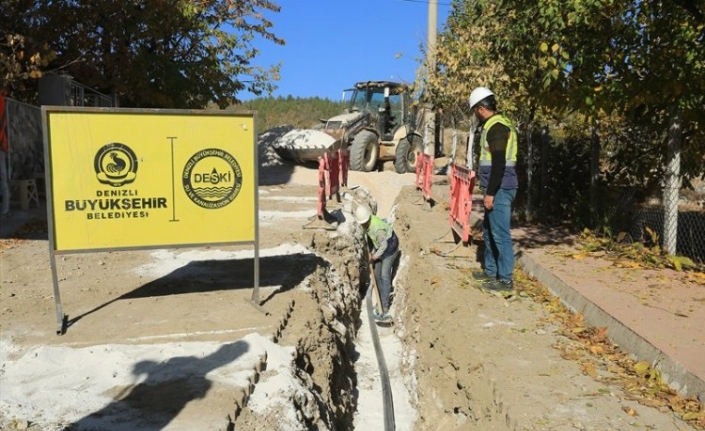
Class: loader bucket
273,129,342,163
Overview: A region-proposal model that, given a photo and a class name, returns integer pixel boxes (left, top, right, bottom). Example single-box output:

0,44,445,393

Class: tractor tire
349,131,379,172
394,135,424,174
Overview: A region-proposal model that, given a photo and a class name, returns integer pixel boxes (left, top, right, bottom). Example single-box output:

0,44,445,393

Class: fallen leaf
639,397,668,409
581,362,598,377
621,406,638,416
589,345,604,355
591,327,609,343
682,411,705,421
634,361,650,375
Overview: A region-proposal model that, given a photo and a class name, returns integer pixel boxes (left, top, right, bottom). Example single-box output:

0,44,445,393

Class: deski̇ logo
182,148,243,209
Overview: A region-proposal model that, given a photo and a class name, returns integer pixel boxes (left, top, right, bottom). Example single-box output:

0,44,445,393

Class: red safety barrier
338,147,348,187
448,163,476,244
415,152,434,203
304,150,340,230
324,150,340,200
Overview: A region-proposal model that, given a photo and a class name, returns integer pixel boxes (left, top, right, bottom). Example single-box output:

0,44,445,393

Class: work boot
481,279,514,294
374,311,392,324
471,270,495,282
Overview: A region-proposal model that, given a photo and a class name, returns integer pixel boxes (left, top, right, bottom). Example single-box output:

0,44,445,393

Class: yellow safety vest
367,215,392,249
478,114,517,167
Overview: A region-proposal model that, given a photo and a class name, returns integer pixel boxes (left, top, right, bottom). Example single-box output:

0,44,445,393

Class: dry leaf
682,411,705,421
639,397,668,409
589,345,604,355
592,327,609,342
621,406,638,416
634,361,650,375
581,362,598,377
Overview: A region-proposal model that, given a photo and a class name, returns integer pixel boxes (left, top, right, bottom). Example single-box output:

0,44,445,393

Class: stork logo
94,143,138,187
182,148,242,209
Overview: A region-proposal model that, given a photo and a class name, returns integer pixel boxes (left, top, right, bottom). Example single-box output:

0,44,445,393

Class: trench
230,187,514,431
0,182,519,431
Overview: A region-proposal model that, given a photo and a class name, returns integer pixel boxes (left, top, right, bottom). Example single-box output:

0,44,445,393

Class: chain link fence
599,187,705,263
511,131,705,264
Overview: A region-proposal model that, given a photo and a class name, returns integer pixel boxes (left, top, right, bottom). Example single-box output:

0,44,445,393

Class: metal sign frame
42,106,260,334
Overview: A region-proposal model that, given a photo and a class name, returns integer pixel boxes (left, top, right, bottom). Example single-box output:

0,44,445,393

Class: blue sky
242,0,452,101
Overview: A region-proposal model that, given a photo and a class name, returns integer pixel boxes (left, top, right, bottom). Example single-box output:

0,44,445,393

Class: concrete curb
517,250,705,402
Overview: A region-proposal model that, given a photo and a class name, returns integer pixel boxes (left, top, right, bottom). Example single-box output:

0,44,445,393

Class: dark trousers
374,248,399,313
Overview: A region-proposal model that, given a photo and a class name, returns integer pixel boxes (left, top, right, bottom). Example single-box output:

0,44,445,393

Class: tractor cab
345,81,408,141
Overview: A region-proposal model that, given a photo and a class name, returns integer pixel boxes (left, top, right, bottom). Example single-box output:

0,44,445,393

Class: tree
1,0,284,108
1,1,57,101
427,0,705,251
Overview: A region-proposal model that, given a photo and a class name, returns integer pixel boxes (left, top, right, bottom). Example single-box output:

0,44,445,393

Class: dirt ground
1,127,703,431
392,188,703,431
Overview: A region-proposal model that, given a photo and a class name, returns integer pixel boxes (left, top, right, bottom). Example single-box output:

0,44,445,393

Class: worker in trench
353,204,400,322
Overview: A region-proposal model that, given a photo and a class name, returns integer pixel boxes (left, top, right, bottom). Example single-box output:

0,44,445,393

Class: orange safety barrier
325,150,340,200
448,163,476,244
304,150,341,230
414,152,434,203
338,147,349,187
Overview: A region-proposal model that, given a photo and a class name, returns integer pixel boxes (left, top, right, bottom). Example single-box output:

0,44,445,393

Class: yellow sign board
43,108,257,252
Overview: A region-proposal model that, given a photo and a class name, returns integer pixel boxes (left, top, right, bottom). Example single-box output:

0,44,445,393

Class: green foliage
429,0,705,235
431,0,705,129
1,0,284,108
425,0,513,121
238,96,347,133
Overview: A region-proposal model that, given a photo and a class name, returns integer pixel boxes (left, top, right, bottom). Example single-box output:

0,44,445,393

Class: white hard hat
468,87,495,109
354,204,371,224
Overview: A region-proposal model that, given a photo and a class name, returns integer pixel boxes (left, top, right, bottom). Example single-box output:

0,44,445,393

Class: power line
393,0,452,6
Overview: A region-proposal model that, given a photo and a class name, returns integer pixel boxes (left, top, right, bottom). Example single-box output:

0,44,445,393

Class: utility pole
424,0,438,156
427,0,437,70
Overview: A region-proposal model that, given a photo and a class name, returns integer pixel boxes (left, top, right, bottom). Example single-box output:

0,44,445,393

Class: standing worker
468,87,518,293
354,204,399,321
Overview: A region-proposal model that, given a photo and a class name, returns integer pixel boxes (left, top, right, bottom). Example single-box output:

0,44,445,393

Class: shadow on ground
66,253,327,329
66,340,249,431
